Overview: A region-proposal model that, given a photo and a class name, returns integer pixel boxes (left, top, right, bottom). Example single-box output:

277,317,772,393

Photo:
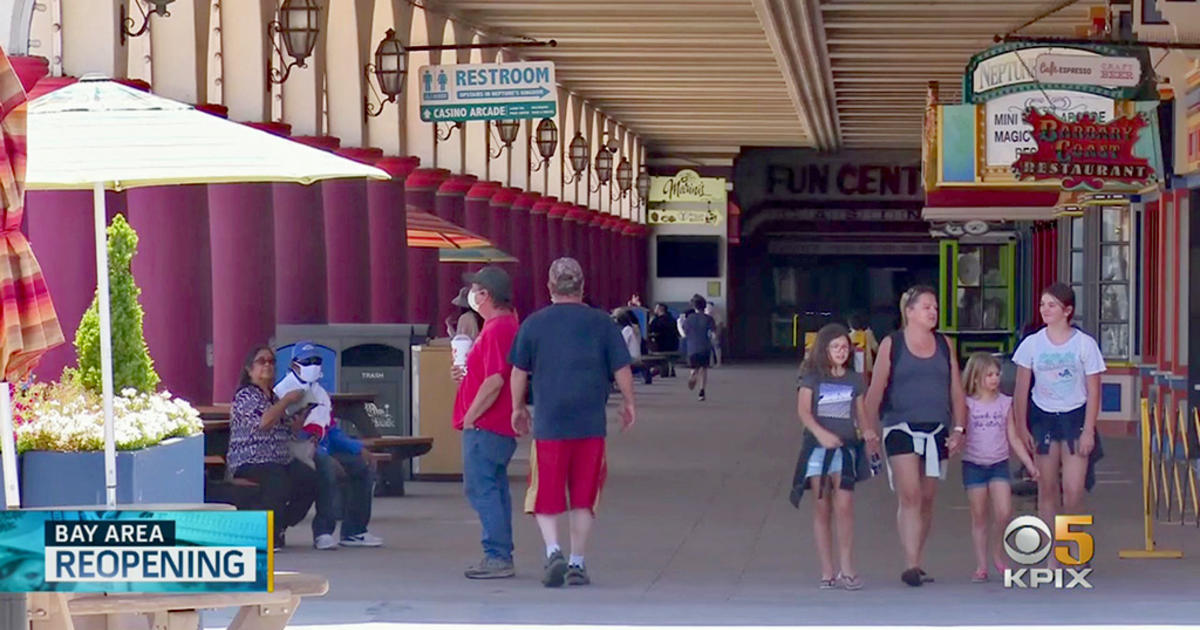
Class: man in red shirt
451,266,521,579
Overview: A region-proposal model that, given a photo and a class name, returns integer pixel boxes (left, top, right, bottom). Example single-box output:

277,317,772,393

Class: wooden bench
200,399,434,498
29,571,328,630
643,352,680,377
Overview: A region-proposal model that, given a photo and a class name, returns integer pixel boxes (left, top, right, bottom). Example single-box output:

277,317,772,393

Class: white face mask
467,289,482,312
298,364,322,383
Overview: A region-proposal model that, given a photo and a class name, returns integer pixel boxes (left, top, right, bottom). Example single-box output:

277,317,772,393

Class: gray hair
548,257,584,296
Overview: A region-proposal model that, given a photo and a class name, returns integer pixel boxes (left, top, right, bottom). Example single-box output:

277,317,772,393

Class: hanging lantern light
535,118,558,161
636,167,651,203
373,28,406,101
268,0,322,84
495,119,521,146
616,158,633,194
594,148,614,185
568,133,590,176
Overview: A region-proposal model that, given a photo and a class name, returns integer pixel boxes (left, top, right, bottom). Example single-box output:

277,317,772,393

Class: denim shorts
806,447,844,478
962,459,1010,489
1029,405,1086,455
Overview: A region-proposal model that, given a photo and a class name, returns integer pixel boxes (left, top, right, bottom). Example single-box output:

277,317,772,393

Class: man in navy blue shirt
510,257,636,588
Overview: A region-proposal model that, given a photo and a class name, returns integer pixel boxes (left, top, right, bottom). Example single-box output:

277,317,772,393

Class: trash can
274,324,431,438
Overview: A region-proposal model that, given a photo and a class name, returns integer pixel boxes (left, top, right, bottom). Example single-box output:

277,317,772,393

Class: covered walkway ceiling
430,0,1105,164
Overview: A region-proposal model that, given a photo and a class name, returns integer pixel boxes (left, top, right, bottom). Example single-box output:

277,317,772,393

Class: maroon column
209,183,275,403
436,175,477,335
404,168,448,329
547,202,570,263
126,185,213,404
369,156,419,322
510,192,539,319
323,145,380,323
601,216,619,310
25,189,124,382
254,125,329,325
586,210,606,309
488,187,518,279
464,180,500,272
529,196,554,309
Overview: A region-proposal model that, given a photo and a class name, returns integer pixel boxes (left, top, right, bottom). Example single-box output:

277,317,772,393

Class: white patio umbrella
16,76,389,507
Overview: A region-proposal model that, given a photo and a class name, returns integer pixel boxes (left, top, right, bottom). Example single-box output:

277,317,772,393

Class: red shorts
524,437,607,515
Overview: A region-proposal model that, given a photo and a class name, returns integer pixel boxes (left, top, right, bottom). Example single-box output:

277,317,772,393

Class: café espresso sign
1011,110,1154,191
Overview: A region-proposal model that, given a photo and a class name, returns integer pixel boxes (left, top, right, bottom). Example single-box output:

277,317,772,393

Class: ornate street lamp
590,146,614,193
489,119,521,158
636,166,651,206
531,118,558,172
268,0,322,86
565,133,589,183
365,28,407,119
615,158,633,198
120,0,175,46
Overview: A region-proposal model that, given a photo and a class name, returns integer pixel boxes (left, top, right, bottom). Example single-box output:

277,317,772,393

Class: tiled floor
205,363,1200,628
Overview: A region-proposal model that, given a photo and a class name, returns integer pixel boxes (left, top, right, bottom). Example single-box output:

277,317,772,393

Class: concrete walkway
206,364,1200,627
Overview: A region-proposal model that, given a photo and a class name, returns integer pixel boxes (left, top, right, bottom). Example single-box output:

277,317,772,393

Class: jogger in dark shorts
682,295,716,401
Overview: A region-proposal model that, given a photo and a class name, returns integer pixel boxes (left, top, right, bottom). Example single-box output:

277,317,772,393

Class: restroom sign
418,61,557,122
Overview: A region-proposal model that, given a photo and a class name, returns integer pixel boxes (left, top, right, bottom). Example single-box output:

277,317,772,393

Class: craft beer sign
1011,110,1154,191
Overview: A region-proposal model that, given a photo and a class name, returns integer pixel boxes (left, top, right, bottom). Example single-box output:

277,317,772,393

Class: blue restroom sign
419,61,557,122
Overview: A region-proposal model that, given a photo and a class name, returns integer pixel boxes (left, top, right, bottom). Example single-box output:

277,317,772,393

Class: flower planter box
18,434,203,507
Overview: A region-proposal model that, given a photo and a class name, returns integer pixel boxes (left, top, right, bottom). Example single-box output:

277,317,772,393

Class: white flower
16,388,202,453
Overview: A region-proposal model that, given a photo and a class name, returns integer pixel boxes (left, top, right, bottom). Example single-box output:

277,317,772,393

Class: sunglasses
253,357,276,366
294,357,323,366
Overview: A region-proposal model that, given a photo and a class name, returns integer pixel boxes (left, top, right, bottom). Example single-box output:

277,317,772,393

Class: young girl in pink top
961,353,1038,582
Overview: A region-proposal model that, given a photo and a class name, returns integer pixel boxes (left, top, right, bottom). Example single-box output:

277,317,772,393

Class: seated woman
226,344,318,549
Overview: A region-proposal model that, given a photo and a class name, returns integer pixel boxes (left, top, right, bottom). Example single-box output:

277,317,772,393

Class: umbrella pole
93,182,117,508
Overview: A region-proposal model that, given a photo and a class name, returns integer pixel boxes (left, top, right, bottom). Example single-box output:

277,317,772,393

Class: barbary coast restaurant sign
1011,110,1154,191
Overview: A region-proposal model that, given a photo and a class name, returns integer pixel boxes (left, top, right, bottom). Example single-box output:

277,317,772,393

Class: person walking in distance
452,267,522,579
1011,283,1105,567
510,258,637,587
683,295,717,401
863,286,968,587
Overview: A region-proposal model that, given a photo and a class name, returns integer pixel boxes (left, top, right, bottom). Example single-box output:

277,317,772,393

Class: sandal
919,569,935,583
993,560,1009,575
901,567,923,587
838,573,864,590
819,576,837,590
971,569,989,583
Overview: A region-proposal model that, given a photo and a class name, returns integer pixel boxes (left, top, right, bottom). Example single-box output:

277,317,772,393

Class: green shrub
73,214,160,394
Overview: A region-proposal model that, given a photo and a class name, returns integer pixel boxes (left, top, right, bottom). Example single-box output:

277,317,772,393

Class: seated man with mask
275,342,383,550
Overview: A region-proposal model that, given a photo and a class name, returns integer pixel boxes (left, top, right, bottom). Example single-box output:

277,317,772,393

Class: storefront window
1068,216,1085,325
956,244,1009,330
1099,207,1131,358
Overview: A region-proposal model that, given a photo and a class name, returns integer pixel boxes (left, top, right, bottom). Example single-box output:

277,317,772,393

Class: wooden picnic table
29,571,328,630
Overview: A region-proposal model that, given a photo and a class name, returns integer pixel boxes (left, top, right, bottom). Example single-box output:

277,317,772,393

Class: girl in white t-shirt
1012,283,1106,557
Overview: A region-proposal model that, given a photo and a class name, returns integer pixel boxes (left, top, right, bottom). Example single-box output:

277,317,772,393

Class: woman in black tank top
864,286,968,587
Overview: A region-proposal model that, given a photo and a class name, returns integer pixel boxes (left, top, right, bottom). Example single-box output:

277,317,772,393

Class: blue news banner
0,511,272,592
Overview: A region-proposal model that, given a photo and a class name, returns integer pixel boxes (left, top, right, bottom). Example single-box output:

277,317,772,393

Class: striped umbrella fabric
406,209,493,250
0,49,63,381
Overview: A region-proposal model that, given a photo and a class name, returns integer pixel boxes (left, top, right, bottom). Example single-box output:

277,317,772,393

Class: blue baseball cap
292,341,322,363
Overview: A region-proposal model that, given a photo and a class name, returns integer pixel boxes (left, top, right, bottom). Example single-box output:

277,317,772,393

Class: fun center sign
1011,110,1154,191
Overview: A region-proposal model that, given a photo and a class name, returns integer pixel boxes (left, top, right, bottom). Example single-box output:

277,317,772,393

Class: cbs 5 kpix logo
1003,515,1094,589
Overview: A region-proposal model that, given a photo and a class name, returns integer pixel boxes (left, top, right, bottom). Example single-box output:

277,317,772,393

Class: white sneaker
340,532,384,547
314,534,338,550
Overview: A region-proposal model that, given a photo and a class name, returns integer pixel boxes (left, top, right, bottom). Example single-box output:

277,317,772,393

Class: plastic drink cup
451,335,472,368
